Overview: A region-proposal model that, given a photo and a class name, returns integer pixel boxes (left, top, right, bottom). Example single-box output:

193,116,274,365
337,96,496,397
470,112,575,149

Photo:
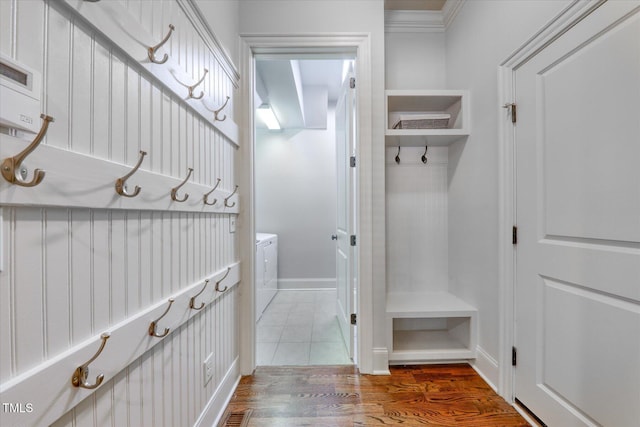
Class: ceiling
384,0,447,10
255,58,349,130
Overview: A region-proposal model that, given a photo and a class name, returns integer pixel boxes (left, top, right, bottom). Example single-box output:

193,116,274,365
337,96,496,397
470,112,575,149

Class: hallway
222,364,530,426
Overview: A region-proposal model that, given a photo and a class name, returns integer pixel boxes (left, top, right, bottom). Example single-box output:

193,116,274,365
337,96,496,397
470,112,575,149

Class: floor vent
219,409,253,427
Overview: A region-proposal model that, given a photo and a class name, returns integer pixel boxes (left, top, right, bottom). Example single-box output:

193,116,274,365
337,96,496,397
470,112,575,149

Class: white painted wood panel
386,146,449,293
0,1,240,426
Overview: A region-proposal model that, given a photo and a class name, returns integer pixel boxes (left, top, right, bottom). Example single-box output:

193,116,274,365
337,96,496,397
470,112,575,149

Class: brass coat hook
203,178,221,206
115,150,147,197
213,96,230,122
148,24,175,64
71,332,110,389
189,279,210,311
188,68,208,100
215,267,231,293
171,167,193,202
149,298,175,338
2,114,54,187
224,185,238,208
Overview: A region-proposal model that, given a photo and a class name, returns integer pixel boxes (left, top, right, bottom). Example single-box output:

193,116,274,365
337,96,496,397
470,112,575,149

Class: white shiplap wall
0,1,239,426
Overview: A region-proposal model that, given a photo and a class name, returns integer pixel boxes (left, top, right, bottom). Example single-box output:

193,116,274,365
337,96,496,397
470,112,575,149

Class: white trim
372,348,390,375
193,357,241,427
238,33,375,375
471,346,499,393
497,0,608,403
385,10,445,33
442,0,467,29
277,278,336,290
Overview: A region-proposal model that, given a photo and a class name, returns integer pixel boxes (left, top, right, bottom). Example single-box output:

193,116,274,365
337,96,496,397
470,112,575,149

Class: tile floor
256,289,353,366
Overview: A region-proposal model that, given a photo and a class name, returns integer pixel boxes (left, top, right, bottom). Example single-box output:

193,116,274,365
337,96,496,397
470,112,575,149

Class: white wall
385,31,446,90
445,0,571,384
255,111,337,288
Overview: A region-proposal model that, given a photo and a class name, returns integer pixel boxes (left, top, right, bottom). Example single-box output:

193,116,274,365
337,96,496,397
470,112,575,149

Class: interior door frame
497,0,608,405
237,33,374,375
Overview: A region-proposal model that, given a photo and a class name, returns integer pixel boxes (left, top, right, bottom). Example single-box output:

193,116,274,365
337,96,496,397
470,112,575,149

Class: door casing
237,33,375,375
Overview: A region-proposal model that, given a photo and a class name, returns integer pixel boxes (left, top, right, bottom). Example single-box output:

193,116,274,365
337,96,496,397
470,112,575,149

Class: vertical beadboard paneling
70,22,92,154
126,212,141,313
43,209,71,358
161,91,172,176
126,66,141,163
0,209,12,383
45,4,71,149
111,55,127,164
151,85,163,172
92,40,111,159
139,211,152,308
111,211,127,323
93,211,111,331
70,209,93,340
2,2,240,426
11,209,44,373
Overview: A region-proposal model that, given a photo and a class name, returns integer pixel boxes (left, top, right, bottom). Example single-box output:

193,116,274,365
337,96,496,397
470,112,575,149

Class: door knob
331,234,338,240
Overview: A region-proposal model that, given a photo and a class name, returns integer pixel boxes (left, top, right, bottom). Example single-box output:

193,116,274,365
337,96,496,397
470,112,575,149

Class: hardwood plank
225,364,529,426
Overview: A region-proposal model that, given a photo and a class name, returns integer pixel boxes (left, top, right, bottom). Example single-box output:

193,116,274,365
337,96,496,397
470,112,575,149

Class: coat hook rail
395,146,401,164
148,24,175,64
213,96,230,122
421,146,428,164
115,150,147,197
189,279,210,311
2,114,54,187
203,178,221,206
224,185,238,208
71,332,110,389
187,68,208,100
149,298,175,338
171,167,193,202
215,267,231,293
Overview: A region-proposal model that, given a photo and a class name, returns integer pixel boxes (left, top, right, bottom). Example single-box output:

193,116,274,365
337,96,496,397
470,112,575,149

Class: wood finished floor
224,364,530,426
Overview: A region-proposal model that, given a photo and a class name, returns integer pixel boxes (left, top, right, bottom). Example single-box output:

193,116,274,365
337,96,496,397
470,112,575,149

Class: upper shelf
385,90,470,146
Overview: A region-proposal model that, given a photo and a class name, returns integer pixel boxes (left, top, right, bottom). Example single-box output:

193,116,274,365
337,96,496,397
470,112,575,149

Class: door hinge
512,346,517,366
350,77,356,89
503,103,517,123
350,313,357,325
512,226,518,245
350,156,356,167
350,235,356,246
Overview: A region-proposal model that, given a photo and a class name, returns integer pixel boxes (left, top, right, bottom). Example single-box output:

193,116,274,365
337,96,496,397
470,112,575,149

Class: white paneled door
335,72,356,361
514,2,640,426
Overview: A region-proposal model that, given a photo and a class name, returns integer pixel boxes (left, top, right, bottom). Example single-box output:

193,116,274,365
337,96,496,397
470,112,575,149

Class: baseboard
193,356,241,427
278,278,336,290
470,346,499,393
372,347,390,375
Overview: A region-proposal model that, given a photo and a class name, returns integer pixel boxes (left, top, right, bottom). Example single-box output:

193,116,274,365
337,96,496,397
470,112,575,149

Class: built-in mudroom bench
384,89,477,365
386,291,477,362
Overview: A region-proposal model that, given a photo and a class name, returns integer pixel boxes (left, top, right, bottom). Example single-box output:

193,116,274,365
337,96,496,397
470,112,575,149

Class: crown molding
442,0,466,29
385,10,445,32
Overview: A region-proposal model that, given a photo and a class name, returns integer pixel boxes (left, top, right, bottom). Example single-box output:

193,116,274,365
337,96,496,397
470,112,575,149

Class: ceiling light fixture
257,104,281,130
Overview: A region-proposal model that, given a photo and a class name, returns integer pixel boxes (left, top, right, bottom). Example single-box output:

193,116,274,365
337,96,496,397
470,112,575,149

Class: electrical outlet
203,352,214,385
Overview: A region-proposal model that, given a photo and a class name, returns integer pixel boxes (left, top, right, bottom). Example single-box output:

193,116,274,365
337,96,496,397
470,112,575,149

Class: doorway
253,54,357,367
